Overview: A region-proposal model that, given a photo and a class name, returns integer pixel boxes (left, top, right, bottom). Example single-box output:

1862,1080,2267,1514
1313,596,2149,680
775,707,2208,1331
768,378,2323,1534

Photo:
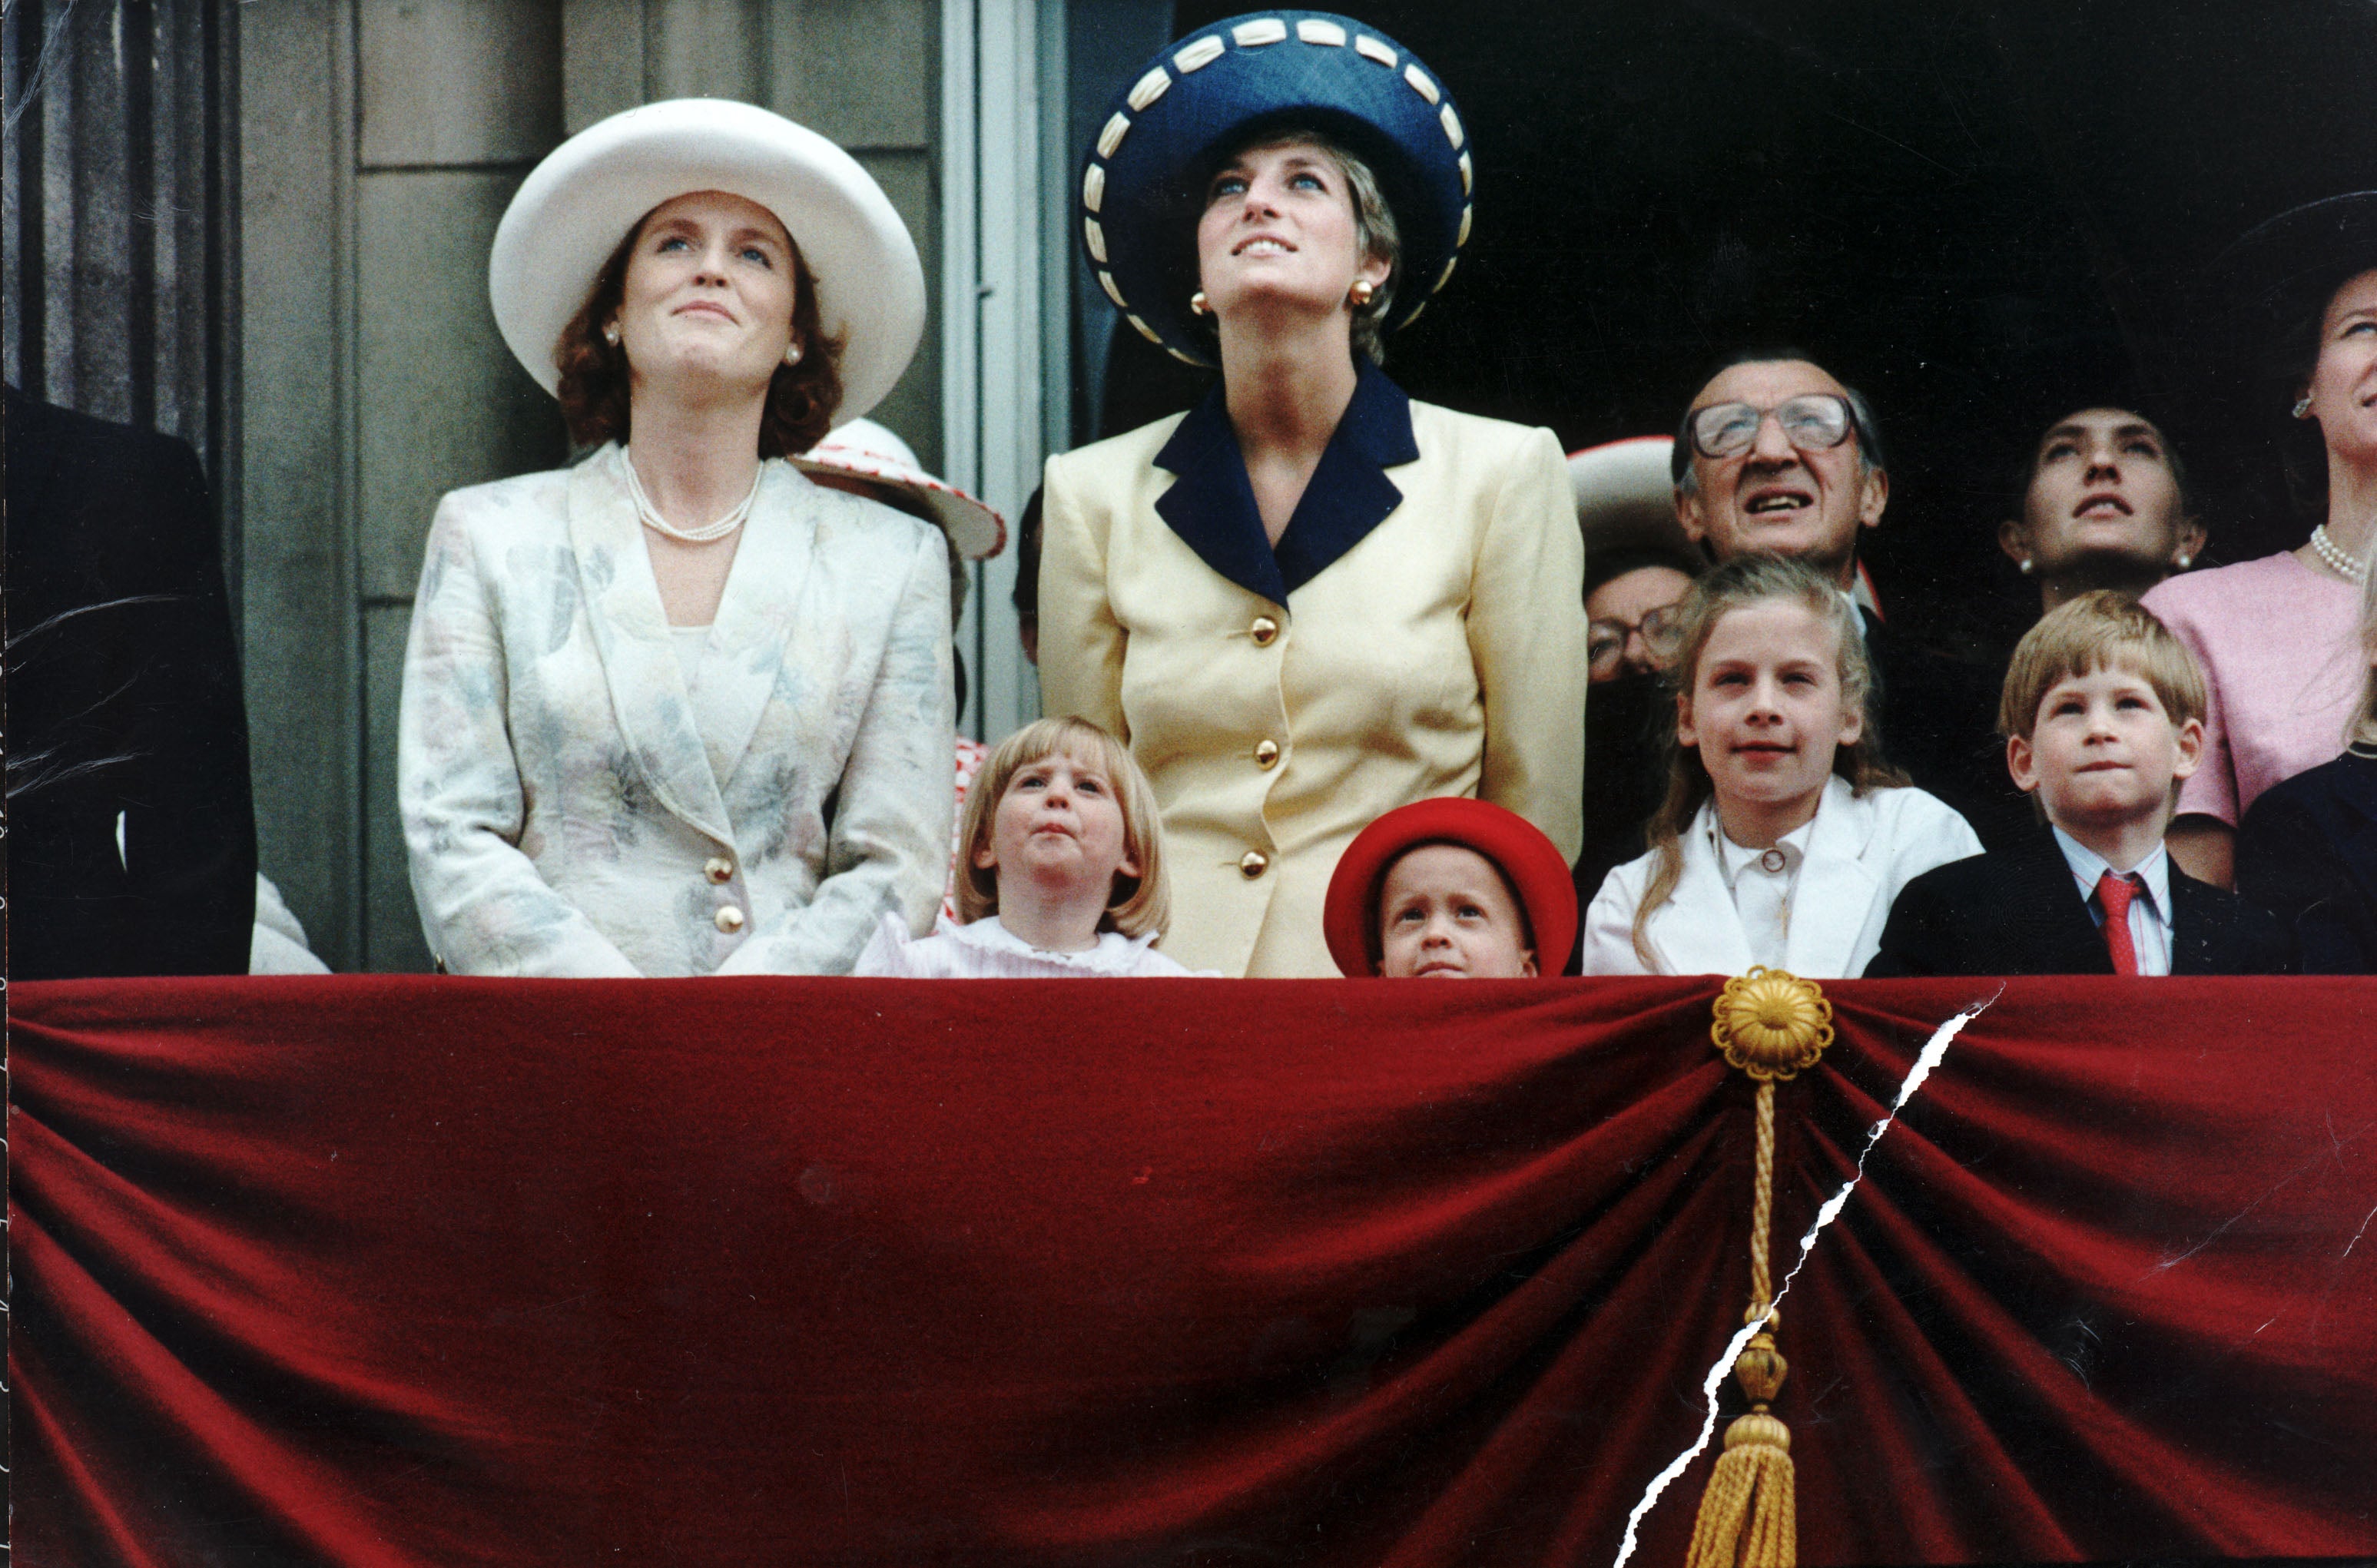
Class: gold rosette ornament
1711,967,1833,1082
1687,968,1832,1568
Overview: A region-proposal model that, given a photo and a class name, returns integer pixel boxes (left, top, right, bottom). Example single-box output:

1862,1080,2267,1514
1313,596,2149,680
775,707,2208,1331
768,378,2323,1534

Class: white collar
2048,826,2172,920
1708,806,1818,892
953,913,1158,973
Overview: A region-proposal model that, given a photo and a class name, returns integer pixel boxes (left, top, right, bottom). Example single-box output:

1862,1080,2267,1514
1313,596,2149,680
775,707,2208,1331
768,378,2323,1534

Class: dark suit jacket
2236,750,2377,974
1861,604,2037,853
1864,825,2296,976
5,386,256,978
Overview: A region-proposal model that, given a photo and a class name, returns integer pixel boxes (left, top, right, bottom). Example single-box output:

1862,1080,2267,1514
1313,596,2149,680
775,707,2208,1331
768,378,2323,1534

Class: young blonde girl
1580,555,1983,977
854,717,1207,976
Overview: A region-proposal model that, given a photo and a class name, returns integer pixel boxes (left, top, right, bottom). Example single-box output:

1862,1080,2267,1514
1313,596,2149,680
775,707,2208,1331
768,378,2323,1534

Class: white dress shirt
1709,815,1816,971
2049,827,2175,976
853,912,1209,977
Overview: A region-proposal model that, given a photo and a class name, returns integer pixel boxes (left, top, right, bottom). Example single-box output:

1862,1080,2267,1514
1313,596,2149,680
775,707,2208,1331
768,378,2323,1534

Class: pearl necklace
2308,522,2370,585
622,452,764,544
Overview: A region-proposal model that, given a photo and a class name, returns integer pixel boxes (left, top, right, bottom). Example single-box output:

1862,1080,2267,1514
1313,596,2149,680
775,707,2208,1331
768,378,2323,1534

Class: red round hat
1322,797,1576,978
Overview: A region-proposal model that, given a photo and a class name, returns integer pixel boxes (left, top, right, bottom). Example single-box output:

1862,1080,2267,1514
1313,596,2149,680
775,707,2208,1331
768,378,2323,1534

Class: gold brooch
1711,966,1833,1082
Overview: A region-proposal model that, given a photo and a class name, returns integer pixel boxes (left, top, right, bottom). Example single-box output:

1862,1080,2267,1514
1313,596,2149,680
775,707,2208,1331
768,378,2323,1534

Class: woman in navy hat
2142,192,2377,888
1038,12,1585,977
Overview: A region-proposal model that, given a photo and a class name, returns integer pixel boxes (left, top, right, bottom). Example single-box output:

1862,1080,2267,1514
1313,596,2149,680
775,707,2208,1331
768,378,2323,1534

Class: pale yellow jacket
1039,368,1584,976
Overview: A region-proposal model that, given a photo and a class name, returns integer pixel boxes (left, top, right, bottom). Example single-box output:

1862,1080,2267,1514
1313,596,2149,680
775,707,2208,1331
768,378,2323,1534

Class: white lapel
1649,802,1758,976
565,447,736,845
1784,777,1881,978
695,460,817,790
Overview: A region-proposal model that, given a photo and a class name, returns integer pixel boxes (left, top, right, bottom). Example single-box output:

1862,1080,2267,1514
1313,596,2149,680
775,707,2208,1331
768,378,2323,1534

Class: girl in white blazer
399,100,953,976
1582,557,1982,977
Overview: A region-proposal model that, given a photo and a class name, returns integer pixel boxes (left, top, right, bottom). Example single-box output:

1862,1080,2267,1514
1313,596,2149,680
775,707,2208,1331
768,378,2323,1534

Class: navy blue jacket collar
1152,358,1420,606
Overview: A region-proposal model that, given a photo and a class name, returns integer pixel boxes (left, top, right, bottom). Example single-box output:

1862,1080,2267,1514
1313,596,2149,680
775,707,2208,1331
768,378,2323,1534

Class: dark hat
2215,191,2377,309
1079,12,1474,367
1322,798,1576,979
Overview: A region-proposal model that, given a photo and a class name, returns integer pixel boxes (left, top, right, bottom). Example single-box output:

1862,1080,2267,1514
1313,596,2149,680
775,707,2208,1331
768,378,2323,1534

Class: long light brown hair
1630,555,1905,966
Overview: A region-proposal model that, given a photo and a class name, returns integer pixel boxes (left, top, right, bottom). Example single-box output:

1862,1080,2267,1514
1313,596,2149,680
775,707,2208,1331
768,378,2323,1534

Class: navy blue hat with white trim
1080,12,1474,367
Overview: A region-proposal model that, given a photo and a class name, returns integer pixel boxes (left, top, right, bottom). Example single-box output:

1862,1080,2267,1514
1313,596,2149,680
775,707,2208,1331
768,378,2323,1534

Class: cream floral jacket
398,443,953,976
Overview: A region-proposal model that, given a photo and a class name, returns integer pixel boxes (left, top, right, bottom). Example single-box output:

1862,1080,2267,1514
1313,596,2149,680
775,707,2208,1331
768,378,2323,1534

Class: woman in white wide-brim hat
398,98,953,976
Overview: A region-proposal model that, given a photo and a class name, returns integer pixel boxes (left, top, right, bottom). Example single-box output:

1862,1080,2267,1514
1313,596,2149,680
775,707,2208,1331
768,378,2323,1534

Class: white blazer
1580,777,1982,978
398,443,954,977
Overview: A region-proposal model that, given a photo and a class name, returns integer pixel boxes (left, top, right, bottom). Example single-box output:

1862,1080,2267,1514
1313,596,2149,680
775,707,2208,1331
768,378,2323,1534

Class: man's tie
2097,870,2141,976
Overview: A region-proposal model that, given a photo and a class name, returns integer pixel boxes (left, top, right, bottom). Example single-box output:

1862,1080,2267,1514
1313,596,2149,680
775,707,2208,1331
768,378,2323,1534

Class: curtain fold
11,974,2375,1566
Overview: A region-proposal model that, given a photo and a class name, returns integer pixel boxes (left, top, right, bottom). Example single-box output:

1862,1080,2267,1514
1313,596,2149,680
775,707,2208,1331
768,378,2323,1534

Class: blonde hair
953,718,1169,938
1630,555,1904,966
1997,591,2206,742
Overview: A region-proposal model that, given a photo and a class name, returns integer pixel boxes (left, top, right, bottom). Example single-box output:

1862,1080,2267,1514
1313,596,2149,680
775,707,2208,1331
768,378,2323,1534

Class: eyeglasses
1686,394,1856,461
1587,605,1683,676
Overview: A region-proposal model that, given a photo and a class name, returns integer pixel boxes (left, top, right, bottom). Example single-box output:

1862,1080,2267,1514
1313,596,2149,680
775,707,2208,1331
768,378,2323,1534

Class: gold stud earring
2294,396,2315,419
784,340,804,366
602,321,622,346
1189,290,1210,317
1349,278,1376,308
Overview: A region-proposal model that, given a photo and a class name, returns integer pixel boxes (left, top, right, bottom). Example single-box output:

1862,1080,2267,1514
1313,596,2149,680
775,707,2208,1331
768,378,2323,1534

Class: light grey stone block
768,0,932,150
853,148,940,474
363,603,437,972
359,0,562,167
242,0,361,967
356,170,568,601
563,0,647,132
645,0,764,101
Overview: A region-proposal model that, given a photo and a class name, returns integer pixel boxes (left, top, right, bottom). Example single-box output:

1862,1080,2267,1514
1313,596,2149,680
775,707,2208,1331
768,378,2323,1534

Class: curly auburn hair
552,203,847,457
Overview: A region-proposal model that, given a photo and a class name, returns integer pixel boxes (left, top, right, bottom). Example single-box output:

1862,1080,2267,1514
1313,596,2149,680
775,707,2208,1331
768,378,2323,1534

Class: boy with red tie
1866,592,2293,976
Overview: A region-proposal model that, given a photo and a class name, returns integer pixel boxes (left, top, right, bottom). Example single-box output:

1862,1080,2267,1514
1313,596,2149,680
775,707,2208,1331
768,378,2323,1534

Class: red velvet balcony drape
10,975,2376,1566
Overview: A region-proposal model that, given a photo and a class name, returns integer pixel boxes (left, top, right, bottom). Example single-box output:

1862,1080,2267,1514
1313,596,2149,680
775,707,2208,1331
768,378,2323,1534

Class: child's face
976,749,1139,894
2008,662,2203,832
1677,600,1862,818
1375,844,1537,979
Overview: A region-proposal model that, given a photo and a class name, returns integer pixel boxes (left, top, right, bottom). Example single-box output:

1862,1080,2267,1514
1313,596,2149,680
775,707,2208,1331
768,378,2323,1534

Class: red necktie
2096,870,2140,976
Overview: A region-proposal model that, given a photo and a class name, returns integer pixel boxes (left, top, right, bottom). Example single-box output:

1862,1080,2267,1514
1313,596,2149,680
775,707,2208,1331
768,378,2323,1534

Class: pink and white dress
2141,552,2363,826
854,913,1211,977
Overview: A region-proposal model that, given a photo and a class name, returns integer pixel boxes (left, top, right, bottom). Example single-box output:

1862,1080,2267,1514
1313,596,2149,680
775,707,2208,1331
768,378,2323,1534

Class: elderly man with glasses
1668,350,2027,849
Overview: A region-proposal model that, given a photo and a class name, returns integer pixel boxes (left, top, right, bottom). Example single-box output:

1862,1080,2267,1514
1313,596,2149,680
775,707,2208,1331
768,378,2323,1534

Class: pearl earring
784,340,804,366
602,321,622,346
1189,290,1210,317
2294,396,2315,419
1349,278,1376,308
2018,558,2034,575
2175,552,2193,569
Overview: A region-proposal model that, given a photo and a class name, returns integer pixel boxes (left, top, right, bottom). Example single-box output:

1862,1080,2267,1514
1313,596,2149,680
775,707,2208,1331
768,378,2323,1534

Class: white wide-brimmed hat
1567,436,1697,564
794,419,1006,560
489,98,926,424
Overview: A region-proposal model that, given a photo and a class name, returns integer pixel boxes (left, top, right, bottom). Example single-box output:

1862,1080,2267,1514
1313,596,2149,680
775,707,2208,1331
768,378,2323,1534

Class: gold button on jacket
1239,850,1269,878
1039,396,1584,976
1249,615,1280,646
704,857,734,884
1253,738,1281,768
714,906,746,933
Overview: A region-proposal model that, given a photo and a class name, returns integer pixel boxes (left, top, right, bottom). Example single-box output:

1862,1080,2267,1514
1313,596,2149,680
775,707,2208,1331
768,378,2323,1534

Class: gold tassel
1684,1331,1795,1568
1686,970,1832,1568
